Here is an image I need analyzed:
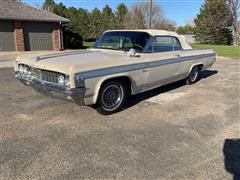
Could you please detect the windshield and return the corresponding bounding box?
[91,31,150,52]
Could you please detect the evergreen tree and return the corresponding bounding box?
[101,5,115,32]
[194,0,232,45]
[52,2,66,17]
[63,7,80,34]
[43,0,55,12]
[42,1,129,44]
[63,7,89,39]
[77,8,90,40]
[89,8,103,40]
[115,3,128,29]
[62,7,84,48]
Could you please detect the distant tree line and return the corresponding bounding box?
[43,0,239,47]
[43,0,176,48]
[177,25,194,35]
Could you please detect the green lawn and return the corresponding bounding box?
[190,44,240,59]
[83,41,94,48]
[82,42,239,59]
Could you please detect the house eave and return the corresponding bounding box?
[0,17,70,23]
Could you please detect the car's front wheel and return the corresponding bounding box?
[98,80,126,114]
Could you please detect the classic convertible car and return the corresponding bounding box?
[14,30,216,114]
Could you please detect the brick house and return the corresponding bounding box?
[0,0,69,51]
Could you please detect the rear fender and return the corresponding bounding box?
[187,63,203,76]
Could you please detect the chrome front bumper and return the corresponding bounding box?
[15,72,85,105]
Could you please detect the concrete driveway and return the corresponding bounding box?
[0,58,239,180]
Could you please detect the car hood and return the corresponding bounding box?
[16,50,134,75]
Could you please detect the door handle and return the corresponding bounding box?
[175,54,181,57]
[142,69,150,72]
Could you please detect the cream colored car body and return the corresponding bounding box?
[14,30,216,105]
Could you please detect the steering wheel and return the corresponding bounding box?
[132,44,144,52]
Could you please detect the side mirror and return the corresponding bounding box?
[127,48,137,58]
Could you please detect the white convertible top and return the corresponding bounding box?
[105,29,192,50]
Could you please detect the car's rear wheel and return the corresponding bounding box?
[186,66,199,84]
[98,81,126,114]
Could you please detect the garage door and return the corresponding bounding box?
[0,21,16,51]
[24,22,53,51]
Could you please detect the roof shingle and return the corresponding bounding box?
[0,0,69,22]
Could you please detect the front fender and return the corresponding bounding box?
[84,73,135,105]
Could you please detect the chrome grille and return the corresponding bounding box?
[31,68,63,84]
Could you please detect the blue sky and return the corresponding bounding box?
[22,0,204,26]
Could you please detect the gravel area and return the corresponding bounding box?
[0,58,239,180]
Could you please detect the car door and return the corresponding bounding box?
[143,36,183,89]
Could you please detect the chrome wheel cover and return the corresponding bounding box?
[190,70,198,82]
[101,84,123,111]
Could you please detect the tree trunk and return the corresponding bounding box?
[227,0,239,46]
[232,13,238,46]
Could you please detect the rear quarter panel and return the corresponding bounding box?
[178,49,216,77]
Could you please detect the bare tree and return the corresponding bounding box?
[185,17,196,27]
[227,0,240,45]
[154,19,176,31]
[124,4,146,29]
[124,0,175,30]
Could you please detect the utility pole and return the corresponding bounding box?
[148,0,153,29]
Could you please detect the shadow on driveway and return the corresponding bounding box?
[124,69,218,110]
[223,139,240,180]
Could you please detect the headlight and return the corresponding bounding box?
[19,65,25,73]
[19,64,31,75]
[57,75,70,87]
[64,76,70,87]
[23,67,28,74]
[57,75,65,85]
